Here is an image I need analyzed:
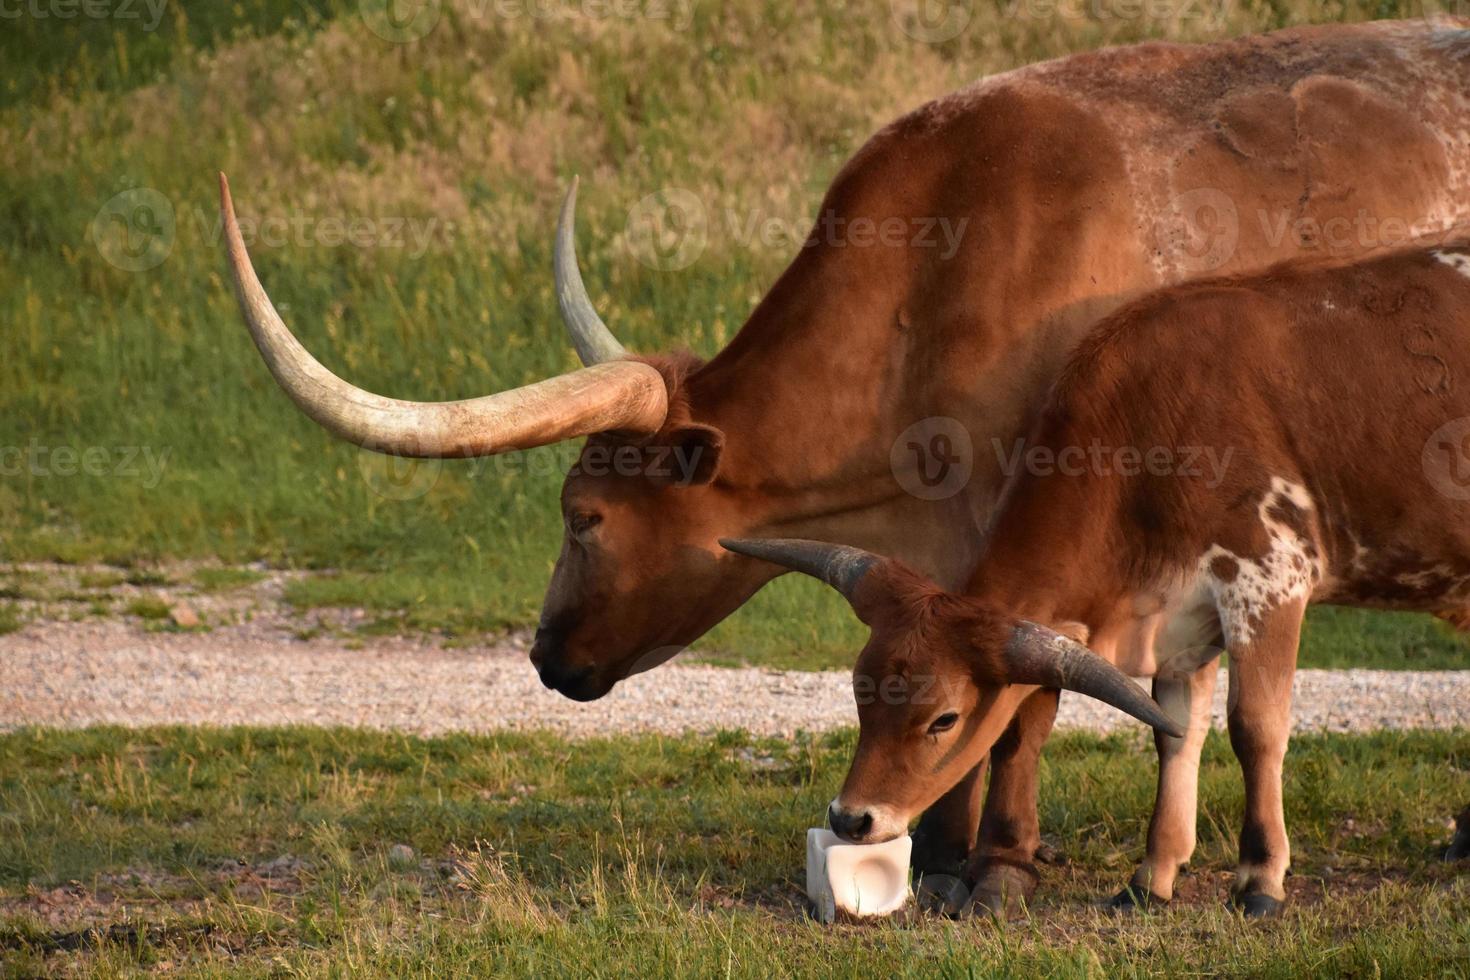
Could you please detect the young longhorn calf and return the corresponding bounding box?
[723,244,1470,917]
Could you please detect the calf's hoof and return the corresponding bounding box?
[1233,892,1284,919]
[915,873,971,918]
[964,860,1039,918]
[1107,884,1167,913]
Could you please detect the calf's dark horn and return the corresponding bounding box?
[1005,621,1185,737]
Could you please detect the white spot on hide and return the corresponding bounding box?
[1432,249,1470,279]
[1195,477,1322,648]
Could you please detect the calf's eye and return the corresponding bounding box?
[927,711,960,735]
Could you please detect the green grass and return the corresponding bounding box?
[191,566,266,593]
[3,0,1467,669]
[0,603,22,635]
[0,0,356,111]
[0,726,1467,975]
[122,569,173,588]
[1301,607,1470,670]
[124,596,171,621]
[76,571,127,590]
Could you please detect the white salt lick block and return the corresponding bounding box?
[805,828,912,923]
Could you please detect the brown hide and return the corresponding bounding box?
[980,246,1470,635]
[537,19,1470,699]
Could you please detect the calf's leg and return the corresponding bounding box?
[912,757,988,878]
[1225,601,1303,918]
[1112,657,1220,909]
[963,687,1060,915]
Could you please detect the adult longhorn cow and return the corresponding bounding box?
[222,18,1470,910]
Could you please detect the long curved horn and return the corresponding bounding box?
[1005,621,1184,737]
[555,177,628,366]
[719,538,880,602]
[220,174,667,458]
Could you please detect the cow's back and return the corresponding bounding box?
[884,18,1470,519]
[696,20,1470,586]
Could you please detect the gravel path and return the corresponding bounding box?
[3,618,1468,737]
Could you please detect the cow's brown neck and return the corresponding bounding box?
[674,205,983,583]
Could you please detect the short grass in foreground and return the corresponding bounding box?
[1,727,1468,976]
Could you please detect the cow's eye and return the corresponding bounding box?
[569,512,603,537]
[927,711,960,735]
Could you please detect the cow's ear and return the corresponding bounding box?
[658,424,724,487]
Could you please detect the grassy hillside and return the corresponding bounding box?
[2,726,1468,974]
[3,0,1468,667]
